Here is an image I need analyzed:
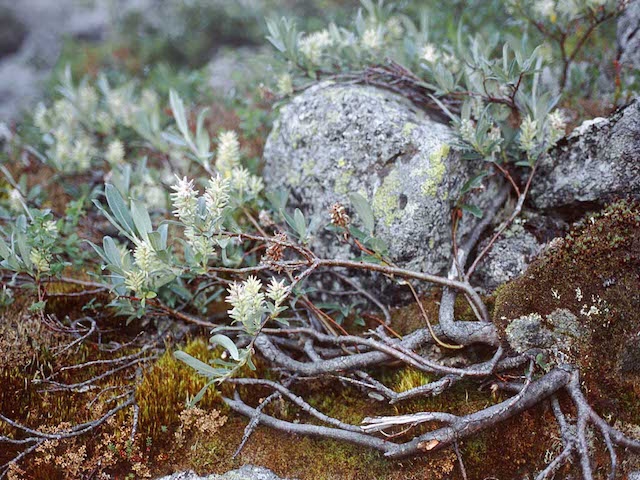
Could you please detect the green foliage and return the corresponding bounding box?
[266,0,629,182]
[0,209,64,278]
[0,0,632,423]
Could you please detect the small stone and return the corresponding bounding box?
[155,465,293,480]
[474,225,542,292]
[505,313,554,354]
[0,7,26,58]
[505,309,586,365]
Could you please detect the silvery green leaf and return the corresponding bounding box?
[174,351,219,378]
[161,131,188,147]
[158,223,168,249]
[266,189,288,212]
[434,63,455,92]
[147,231,163,251]
[155,274,176,289]
[282,209,301,239]
[121,248,133,271]
[16,215,27,232]
[210,334,240,361]
[4,256,21,271]
[368,236,388,256]
[15,232,31,269]
[349,192,375,234]
[105,184,135,235]
[293,208,306,238]
[308,215,324,236]
[0,237,11,259]
[216,237,230,249]
[461,203,483,218]
[169,89,189,140]
[131,201,152,242]
[266,17,286,52]
[245,354,257,371]
[461,172,488,195]
[355,8,366,35]
[103,236,121,267]
[111,164,132,197]
[428,94,457,122]
[195,108,210,156]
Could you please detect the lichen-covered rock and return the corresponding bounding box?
[263,82,499,275]
[156,466,291,480]
[474,223,542,292]
[505,309,587,366]
[531,99,640,209]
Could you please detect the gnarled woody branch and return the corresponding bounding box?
[382,366,573,459]
[252,327,512,377]
[223,366,573,459]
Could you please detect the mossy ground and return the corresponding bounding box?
[2,282,565,480]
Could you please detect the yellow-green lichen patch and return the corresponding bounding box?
[334,168,353,195]
[320,83,384,103]
[402,122,417,138]
[372,170,401,226]
[286,169,302,187]
[326,109,341,124]
[302,159,316,176]
[420,143,449,197]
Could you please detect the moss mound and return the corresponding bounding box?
[494,199,640,424]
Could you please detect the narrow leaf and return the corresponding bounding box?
[349,192,375,234]
[174,351,218,378]
[461,204,484,218]
[210,334,240,361]
[131,201,152,242]
[105,184,135,235]
[0,237,11,259]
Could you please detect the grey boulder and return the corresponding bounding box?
[263,82,499,276]
[531,99,640,209]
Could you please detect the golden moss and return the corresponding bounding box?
[136,338,225,439]
[392,367,432,393]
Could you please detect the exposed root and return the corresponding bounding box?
[224,365,640,474]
